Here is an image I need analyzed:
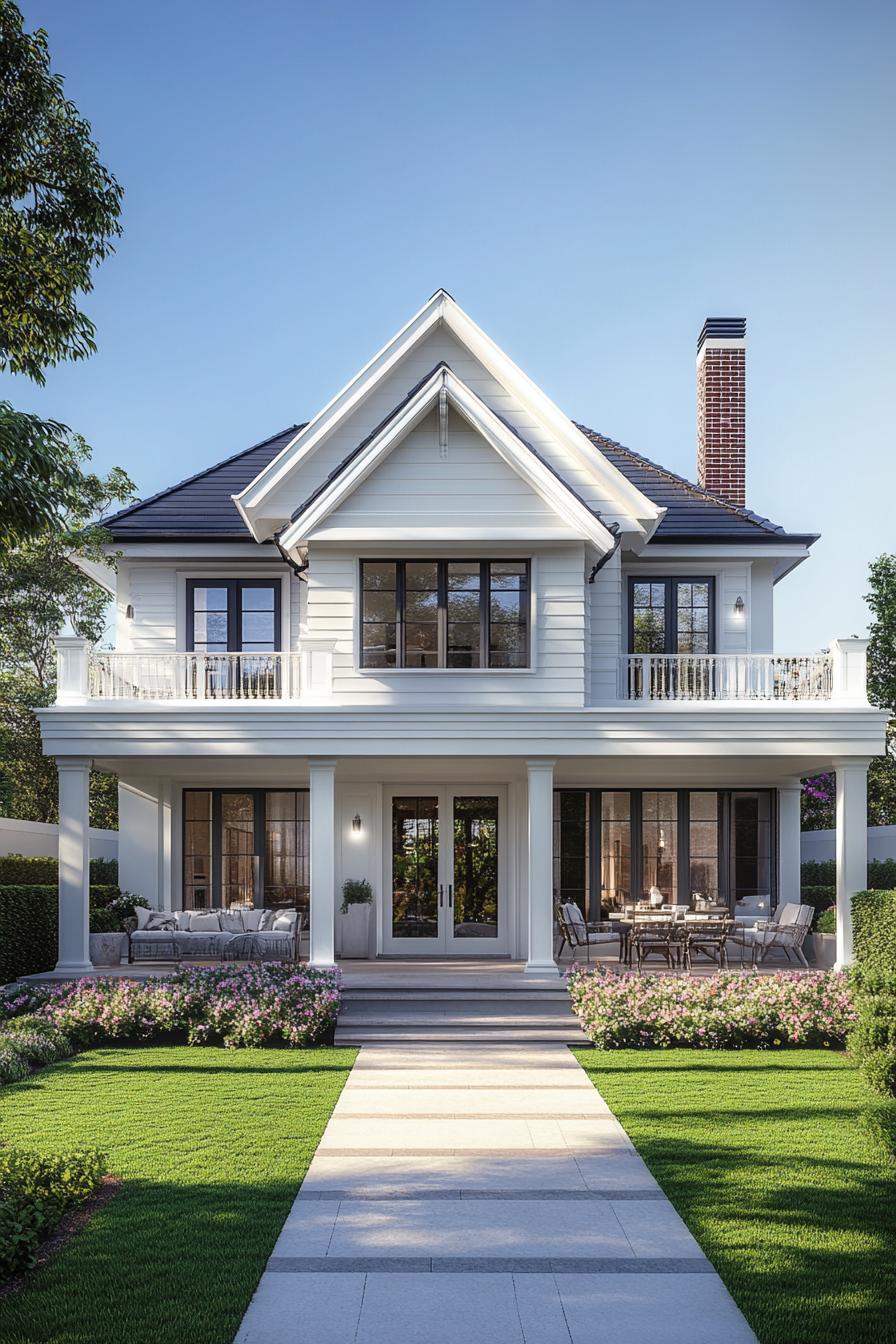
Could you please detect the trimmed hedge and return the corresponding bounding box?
[801,886,836,928]
[0,1144,107,1279]
[0,854,118,886]
[801,858,896,891]
[853,889,896,978]
[0,885,124,984]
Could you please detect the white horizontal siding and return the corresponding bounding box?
[121,564,177,651]
[305,542,586,707]
[260,327,634,532]
[590,548,623,702]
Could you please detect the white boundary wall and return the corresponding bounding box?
[0,816,118,861]
[802,825,896,864]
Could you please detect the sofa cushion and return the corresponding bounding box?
[132,929,179,943]
[219,909,244,934]
[173,930,231,952]
[145,913,177,932]
[258,909,278,931]
[190,911,221,933]
[241,908,266,932]
[272,913,297,932]
[174,910,194,931]
[134,905,153,930]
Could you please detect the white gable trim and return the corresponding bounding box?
[277,366,617,553]
[234,291,663,540]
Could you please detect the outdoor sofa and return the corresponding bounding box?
[124,906,304,963]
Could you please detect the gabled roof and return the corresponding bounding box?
[278,364,618,551]
[233,290,664,542]
[102,426,303,539]
[103,417,817,547]
[579,428,819,546]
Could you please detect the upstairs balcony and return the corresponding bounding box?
[53,637,870,708]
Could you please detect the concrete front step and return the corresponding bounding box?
[335,982,586,1045]
[335,1028,589,1045]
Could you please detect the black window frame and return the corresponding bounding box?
[359,559,530,670]
[552,787,776,921]
[186,578,282,653]
[627,576,716,655]
[182,787,309,909]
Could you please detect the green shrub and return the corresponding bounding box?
[816,907,837,934]
[848,970,896,1098]
[340,877,373,913]
[853,889,896,977]
[802,859,836,888]
[863,1097,896,1163]
[0,1146,106,1279]
[0,855,118,886]
[801,886,837,926]
[0,885,139,983]
[0,1020,73,1083]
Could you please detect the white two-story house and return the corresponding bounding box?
[39,292,887,975]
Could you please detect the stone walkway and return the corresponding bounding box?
[235,1044,756,1343]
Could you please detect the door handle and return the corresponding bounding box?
[448,884,453,908]
[439,885,444,908]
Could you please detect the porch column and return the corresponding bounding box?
[309,759,337,967]
[525,759,560,976]
[834,759,869,969]
[777,780,802,911]
[55,758,93,974]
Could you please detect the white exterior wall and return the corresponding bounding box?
[257,327,634,535]
[305,541,586,707]
[118,778,172,908]
[0,816,117,861]
[589,548,623,702]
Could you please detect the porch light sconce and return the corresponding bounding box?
[733,596,745,619]
[351,813,363,835]
[125,604,135,620]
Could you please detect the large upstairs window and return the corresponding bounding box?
[629,578,715,655]
[360,560,529,669]
[187,580,281,653]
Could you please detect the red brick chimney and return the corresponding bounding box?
[696,318,746,506]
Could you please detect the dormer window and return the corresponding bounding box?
[361,560,529,669]
[187,580,280,653]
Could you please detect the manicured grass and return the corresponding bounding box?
[0,1045,356,1344]
[572,1049,896,1344]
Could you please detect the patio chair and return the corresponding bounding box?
[728,901,813,968]
[630,916,677,971]
[556,903,622,963]
[682,917,733,972]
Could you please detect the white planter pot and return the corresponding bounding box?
[340,903,371,959]
[90,932,127,967]
[807,932,836,970]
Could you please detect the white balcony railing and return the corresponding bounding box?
[620,653,834,702]
[87,651,303,701]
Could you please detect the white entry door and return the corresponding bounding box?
[383,787,508,955]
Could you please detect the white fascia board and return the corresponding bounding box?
[233,293,446,534]
[278,368,615,553]
[106,541,279,561]
[443,296,663,535]
[234,290,663,542]
[628,544,812,562]
[307,526,582,543]
[68,553,117,594]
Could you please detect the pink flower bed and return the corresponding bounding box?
[0,965,341,1049]
[567,965,856,1049]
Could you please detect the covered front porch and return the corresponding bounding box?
[45,751,871,980]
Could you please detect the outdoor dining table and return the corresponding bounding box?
[608,908,732,967]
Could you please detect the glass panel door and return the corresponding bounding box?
[220,792,257,908]
[450,795,499,943]
[389,796,440,945]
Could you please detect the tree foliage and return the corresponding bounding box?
[0,1,122,382]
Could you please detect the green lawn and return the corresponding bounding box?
[572,1049,896,1344]
[0,1045,356,1344]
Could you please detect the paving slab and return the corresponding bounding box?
[233,1043,756,1344]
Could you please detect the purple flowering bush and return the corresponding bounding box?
[0,965,341,1051]
[567,965,856,1049]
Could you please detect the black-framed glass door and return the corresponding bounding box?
[182,788,309,911]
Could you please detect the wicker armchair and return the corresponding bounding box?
[729,902,813,967]
[556,903,622,963]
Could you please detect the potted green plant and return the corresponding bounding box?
[807,906,837,969]
[89,892,149,966]
[340,878,373,959]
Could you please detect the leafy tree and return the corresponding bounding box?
[0,454,134,827]
[0,0,123,545]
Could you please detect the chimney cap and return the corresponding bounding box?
[697,317,746,353]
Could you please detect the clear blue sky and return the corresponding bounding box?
[6,0,895,649]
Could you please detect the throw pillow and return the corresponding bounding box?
[134,905,153,930]
[258,909,280,931]
[241,908,265,932]
[272,914,295,933]
[219,910,244,934]
[190,912,221,933]
[145,914,176,932]
[174,911,194,931]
